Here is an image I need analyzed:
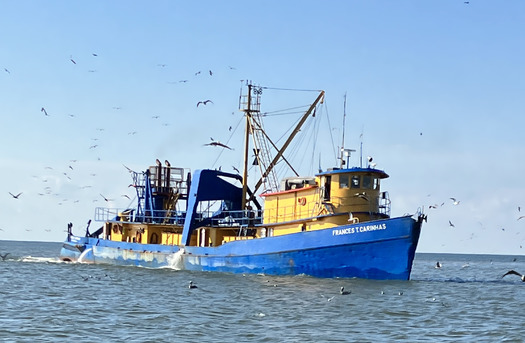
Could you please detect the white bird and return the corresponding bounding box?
[450,198,460,205]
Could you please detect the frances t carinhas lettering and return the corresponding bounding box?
[332,223,387,236]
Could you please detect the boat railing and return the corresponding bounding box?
[379,191,391,216]
[94,207,186,225]
[94,207,262,227]
[208,209,262,227]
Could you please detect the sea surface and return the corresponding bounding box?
[0,240,523,343]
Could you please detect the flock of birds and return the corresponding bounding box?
[2,51,244,237]
[434,260,524,282]
[425,193,525,251]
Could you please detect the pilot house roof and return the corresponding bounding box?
[316,167,389,179]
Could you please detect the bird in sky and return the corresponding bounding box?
[204,141,233,150]
[4,68,10,74]
[502,270,525,282]
[92,53,98,57]
[450,198,460,205]
[9,192,22,199]
[197,100,213,107]
[518,216,525,221]
[448,220,455,228]
[209,70,213,76]
[232,166,240,173]
[100,194,111,202]
[41,107,49,116]
[70,56,76,64]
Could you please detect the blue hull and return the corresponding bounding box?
[60,215,422,280]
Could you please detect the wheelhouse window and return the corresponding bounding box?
[362,175,371,189]
[350,175,360,188]
[339,174,349,189]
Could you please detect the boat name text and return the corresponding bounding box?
[332,223,387,236]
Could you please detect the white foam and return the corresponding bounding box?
[165,249,185,270]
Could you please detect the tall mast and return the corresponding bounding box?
[241,84,252,210]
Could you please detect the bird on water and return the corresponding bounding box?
[340,287,351,295]
[189,281,198,289]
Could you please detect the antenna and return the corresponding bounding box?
[359,130,363,168]
[340,93,347,168]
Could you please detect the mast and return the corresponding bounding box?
[241,84,252,210]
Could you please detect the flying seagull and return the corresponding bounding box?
[41,107,49,116]
[450,198,460,205]
[197,100,213,107]
[204,141,233,150]
[502,270,525,282]
[9,192,22,199]
[448,220,455,228]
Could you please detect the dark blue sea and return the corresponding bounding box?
[0,240,523,342]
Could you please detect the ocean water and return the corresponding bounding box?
[0,240,524,343]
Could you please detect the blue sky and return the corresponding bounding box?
[1,1,524,255]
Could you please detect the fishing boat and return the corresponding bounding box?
[60,83,426,280]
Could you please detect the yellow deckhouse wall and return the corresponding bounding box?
[328,172,382,216]
[263,186,318,225]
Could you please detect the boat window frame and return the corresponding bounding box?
[339,174,349,189]
[362,175,372,189]
[350,175,360,188]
